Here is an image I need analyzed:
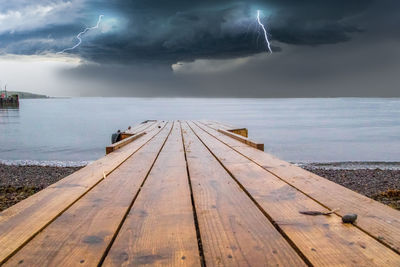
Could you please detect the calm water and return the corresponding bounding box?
[1,98,399,167]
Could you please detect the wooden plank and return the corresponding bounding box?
[198,120,400,254]
[3,123,173,266]
[228,128,248,138]
[116,120,154,138]
[181,122,306,266]
[202,120,248,137]
[124,120,157,135]
[189,121,400,266]
[0,121,166,264]
[202,120,234,130]
[103,122,201,266]
[120,133,133,140]
[106,132,146,154]
[217,129,264,151]
[108,121,158,153]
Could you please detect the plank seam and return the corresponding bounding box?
[187,121,313,266]
[196,120,400,255]
[98,121,174,266]
[1,121,166,265]
[137,120,158,132]
[179,121,206,267]
[129,120,157,133]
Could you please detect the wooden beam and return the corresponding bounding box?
[106,132,146,154]
[202,120,248,137]
[120,133,134,140]
[228,128,248,137]
[218,128,264,151]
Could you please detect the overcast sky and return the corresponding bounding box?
[0,0,399,97]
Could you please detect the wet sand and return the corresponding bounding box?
[0,164,399,212]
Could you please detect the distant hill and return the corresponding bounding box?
[2,91,49,99]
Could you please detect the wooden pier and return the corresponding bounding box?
[1,120,400,266]
[0,94,19,108]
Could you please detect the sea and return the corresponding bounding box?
[1,98,399,169]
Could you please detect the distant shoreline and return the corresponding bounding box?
[3,91,49,99]
[14,96,400,99]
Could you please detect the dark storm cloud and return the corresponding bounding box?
[0,0,384,63]
[75,0,373,63]
[60,38,400,98]
[2,0,400,98]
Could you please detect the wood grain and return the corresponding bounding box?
[199,120,400,254]
[103,122,201,267]
[4,123,173,267]
[201,120,248,137]
[182,122,306,267]
[0,121,165,264]
[217,129,264,151]
[190,121,400,266]
[124,121,157,135]
[106,132,146,154]
[2,119,400,266]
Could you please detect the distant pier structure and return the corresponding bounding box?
[0,87,19,108]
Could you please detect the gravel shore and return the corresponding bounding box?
[0,164,82,211]
[303,167,400,210]
[0,164,399,212]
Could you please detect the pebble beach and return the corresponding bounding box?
[303,167,400,210]
[1,163,399,212]
[0,164,82,211]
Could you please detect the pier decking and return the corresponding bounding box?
[1,120,400,266]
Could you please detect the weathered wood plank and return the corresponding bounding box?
[0,121,166,264]
[228,128,248,138]
[120,133,134,140]
[108,121,158,153]
[4,123,173,267]
[202,120,234,130]
[199,120,400,254]
[217,129,264,151]
[116,121,154,139]
[124,120,157,135]
[103,122,201,267]
[189,121,400,266]
[181,122,306,267]
[202,120,248,137]
[106,132,146,154]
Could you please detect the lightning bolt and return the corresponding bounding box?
[256,10,272,53]
[57,15,104,54]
